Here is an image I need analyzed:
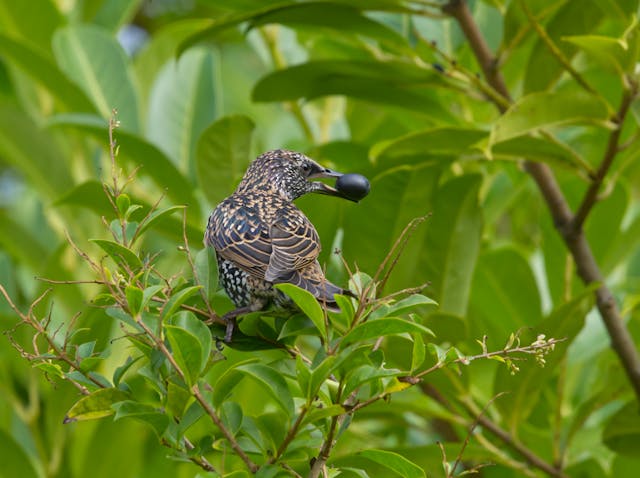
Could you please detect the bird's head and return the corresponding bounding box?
[237,149,354,202]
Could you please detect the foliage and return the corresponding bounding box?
[1,1,640,477]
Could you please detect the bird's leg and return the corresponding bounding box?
[220,299,267,343]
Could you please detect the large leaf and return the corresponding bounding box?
[0,106,73,199]
[371,127,488,166]
[423,174,482,317]
[0,0,63,55]
[52,24,140,132]
[469,247,542,343]
[179,2,408,55]
[604,401,640,457]
[146,48,217,176]
[0,34,96,112]
[252,60,455,118]
[490,91,611,145]
[196,114,254,206]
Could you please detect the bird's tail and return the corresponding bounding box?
[274,262,355,309]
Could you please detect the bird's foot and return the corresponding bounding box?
[224,317,236,343]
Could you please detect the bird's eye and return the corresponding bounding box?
[302,163,311,172]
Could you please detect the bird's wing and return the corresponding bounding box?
[206,201,272,278]
[265,207,321,283]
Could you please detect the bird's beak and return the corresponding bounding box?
[309,168,356,202]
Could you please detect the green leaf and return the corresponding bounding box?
[423,174,482,316]
[135,205,185,240]
[112,401,170,437]
[490,91,611,145]
[125,285,143,316]
[52,24,140,132]
[469,247,542,341]
[165,325,203,386]
[239,363,294,417]
[341,317,434,346]
[252,60,454,118]
[90,239,142,270]
[308,355,337,399]
[211,358,258,407]
[359,449,425,478]
[161,285,203,320]
[179,2,408,54]
[46,114,199,211]
[169,311,212,374]
[342,165,441,292]
[0,430,39,478]
[371,127,487,166]
[275,283,326,338]
[63,388,129,423]
[603,401,640,457]
[302,404,346,427]
[195,247,219,304]
[369,294,438,320]
[0,33,96,112]
[523,1,603,92]
[411,333,426,372]
[0,106,73,200]
[196,114,254,206]
[93,0,144,31]
[146,48,217,174]
[343,364,403,397]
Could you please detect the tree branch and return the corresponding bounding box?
[443,0,640,403]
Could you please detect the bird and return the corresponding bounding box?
[204,149,363,342]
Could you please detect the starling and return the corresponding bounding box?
[204,149,363,342]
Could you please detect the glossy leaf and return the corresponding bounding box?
[359,449,425,478]
[90,239,142,270]
[165,325,203,386]
[275,283,326,338]
[52,24,140,132]
[253,60,454,118]
[180,2,407,54]
[169,311,212,374]
[161,286,203,320]
[195,247,219,304]
[490,91,611,145]
[63,388,129,423]
[341,317,434,346]
[423,174,482,317]
[237,363,295,416]
[146,48,217,174]
[112,401,171,437]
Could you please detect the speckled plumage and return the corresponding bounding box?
[204,149,354,341]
